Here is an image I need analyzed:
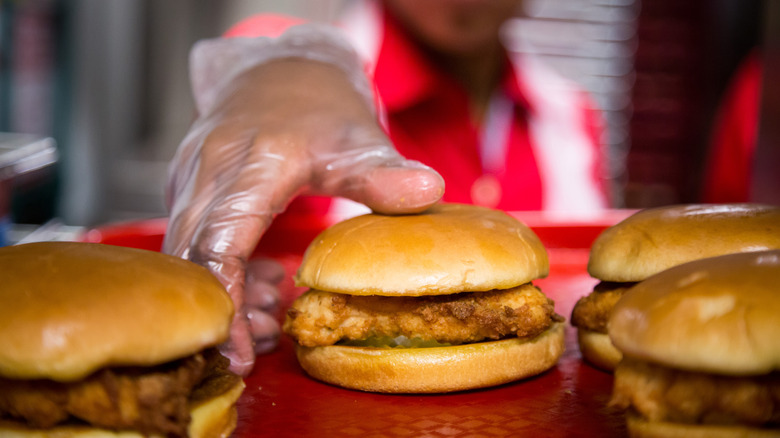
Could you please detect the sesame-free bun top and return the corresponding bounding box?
[609,250,780,375]
[0,241,234,381]
[588,203,780,282]
[294,203,549,296]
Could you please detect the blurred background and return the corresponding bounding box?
[0,0,771,232]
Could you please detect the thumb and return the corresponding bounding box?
[313,139,445,214]
[346,160,445,214]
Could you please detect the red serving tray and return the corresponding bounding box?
[81,210,633,437]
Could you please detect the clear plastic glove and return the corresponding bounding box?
[163,25,444,376]
[243,257,285,355]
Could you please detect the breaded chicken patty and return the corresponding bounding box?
[0,349,237,437]
[284,283,563,347]
[610,357,780,427]
[570,282,633,333]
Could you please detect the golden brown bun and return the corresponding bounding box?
[576,328,622,372]
[609,250,780,375]
[0,378,245,438]
[295,322,565,393]
[0,242,234,381]
[588,203,780,282]
[625,411,780,438]
[294,203,549,296]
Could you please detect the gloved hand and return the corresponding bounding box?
[163,24,445,376]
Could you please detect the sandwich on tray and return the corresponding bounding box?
[283,203,565,393]
[570,203,780,371]
[609,250,780,437]
[0,242,244,438]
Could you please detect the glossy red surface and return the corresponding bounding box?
[81,211,632,437]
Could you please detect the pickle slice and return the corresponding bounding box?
[338,335,451,348]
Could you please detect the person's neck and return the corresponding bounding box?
[433,43,506,124]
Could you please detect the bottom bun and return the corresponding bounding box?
[626,412,780,438]
[577,328,622,372]
[296,322,565,393]
[0,379,245,438]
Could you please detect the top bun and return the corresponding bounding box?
[0,242,234,381]
[588,203,780,282]
[294,203,548,296]
[609,250,780,375]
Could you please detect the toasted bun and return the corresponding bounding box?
[576,329,622,372]
[0,242,234,381]
[294,203,549,296]
[609,250,780,375]
[588,203,780,282]
[625,411,779,438]
[295,322,564,393]
[0,378,245,438]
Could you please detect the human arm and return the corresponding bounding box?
[163,24,444,376]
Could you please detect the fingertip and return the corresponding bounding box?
[219,339,255,377]
[245,280,281,311]
[360,162,445,214]
[247,308,281,354]
[246,258,286,285]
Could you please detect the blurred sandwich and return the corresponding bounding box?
[0,242,243,437]
[570,203,780,371]
[609,250,780,436]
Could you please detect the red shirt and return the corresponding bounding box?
[703,50,761,203]
[373,10,542,210]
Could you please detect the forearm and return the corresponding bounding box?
[190,24,374,118]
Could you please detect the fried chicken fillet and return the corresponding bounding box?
[610,358,780,427]
[570,282,632,334]
[285,283,563,347]
[0,350,238,437]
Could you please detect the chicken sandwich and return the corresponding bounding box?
[0,242,243,437]
[571,203,780,371]
[609,250,780,436]
[283,203,565,393]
